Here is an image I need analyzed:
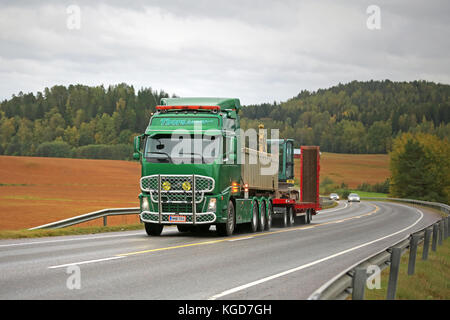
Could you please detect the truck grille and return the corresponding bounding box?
[161,202,203,213]
[140,175,214,204]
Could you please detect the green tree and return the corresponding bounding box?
[63,126,80,148]
[390,133,449,203]
[366,121,392,153]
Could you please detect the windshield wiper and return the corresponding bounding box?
[146,151,173,163]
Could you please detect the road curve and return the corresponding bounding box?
[0,201,442,299]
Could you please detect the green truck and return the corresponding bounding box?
[133,97,321,236]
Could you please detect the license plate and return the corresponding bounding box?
[169,215,186,222]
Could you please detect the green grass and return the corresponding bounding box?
[351,191,388,198]
[364,236,450,300]
[0,223,144,239]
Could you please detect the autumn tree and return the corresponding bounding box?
[390,133,449,203]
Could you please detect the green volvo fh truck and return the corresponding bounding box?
[133,97,321,236]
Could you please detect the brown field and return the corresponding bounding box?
[0,152,390,230]
[295,152,390,189]
[0,156,141,230]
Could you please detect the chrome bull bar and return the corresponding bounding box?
[146,174,215,225]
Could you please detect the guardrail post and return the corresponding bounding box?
[432,224,438,252]
[447,216,450,237]
[444,218,448,240]
[352,267,367,300]
[438,220,444,246]
[103,216,107,226]
[422,228,432,260]
[408,234,420,275]
[387,247,402,300]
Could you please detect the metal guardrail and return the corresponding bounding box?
[308,197,450,300]
[31,197,335,230]
[28,207,140,230]
[319,196,335,208]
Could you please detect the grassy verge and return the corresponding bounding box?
[0,223,144,240]
[364,236,450,300]
[352,191,388,198]
[321,201,339,210]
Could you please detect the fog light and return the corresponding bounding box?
[141,197,150,211]
[207,198,217,212]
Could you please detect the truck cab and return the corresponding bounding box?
[134,98,244,236]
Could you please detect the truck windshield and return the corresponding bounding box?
[144,135,221,164]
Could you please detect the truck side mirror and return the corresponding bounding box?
[133,135,141,153]
[133,135,144,161]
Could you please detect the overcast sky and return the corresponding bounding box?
[1,0,449,105]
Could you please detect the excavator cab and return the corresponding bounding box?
[267,139,298,199]
[267,138,295,183]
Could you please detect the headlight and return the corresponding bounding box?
[141,197,150,211]
[207,198,217,212]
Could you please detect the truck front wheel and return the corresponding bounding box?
[217,200,235,236]
[145,223,163,236]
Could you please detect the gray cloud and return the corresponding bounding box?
[0,0,449,104]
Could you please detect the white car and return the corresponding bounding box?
[329,193,340,201]
[347,193,360,202]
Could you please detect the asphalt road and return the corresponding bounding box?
[0,201,442,300]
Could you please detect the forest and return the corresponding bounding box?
[0,80,449,159]
[241,80,449,154]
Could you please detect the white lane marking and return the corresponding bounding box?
[0,232,145,248]
[48,256,126,269]
[228,236,254,242]
[209,207,423,300]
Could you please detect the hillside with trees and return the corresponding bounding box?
[0,83,170,159]
[0,80,449,159]
[241,80,450,153]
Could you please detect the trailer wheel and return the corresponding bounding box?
[265,201,272,231]
[308,209,313,224]
[306,209,311,224]
[282,208,288,228]
[145,223,163,236]
[298,212,307,224]
[217,200,235,236]
[250,200,258,233]
[288,207,295,226]
[258,200,266,231]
